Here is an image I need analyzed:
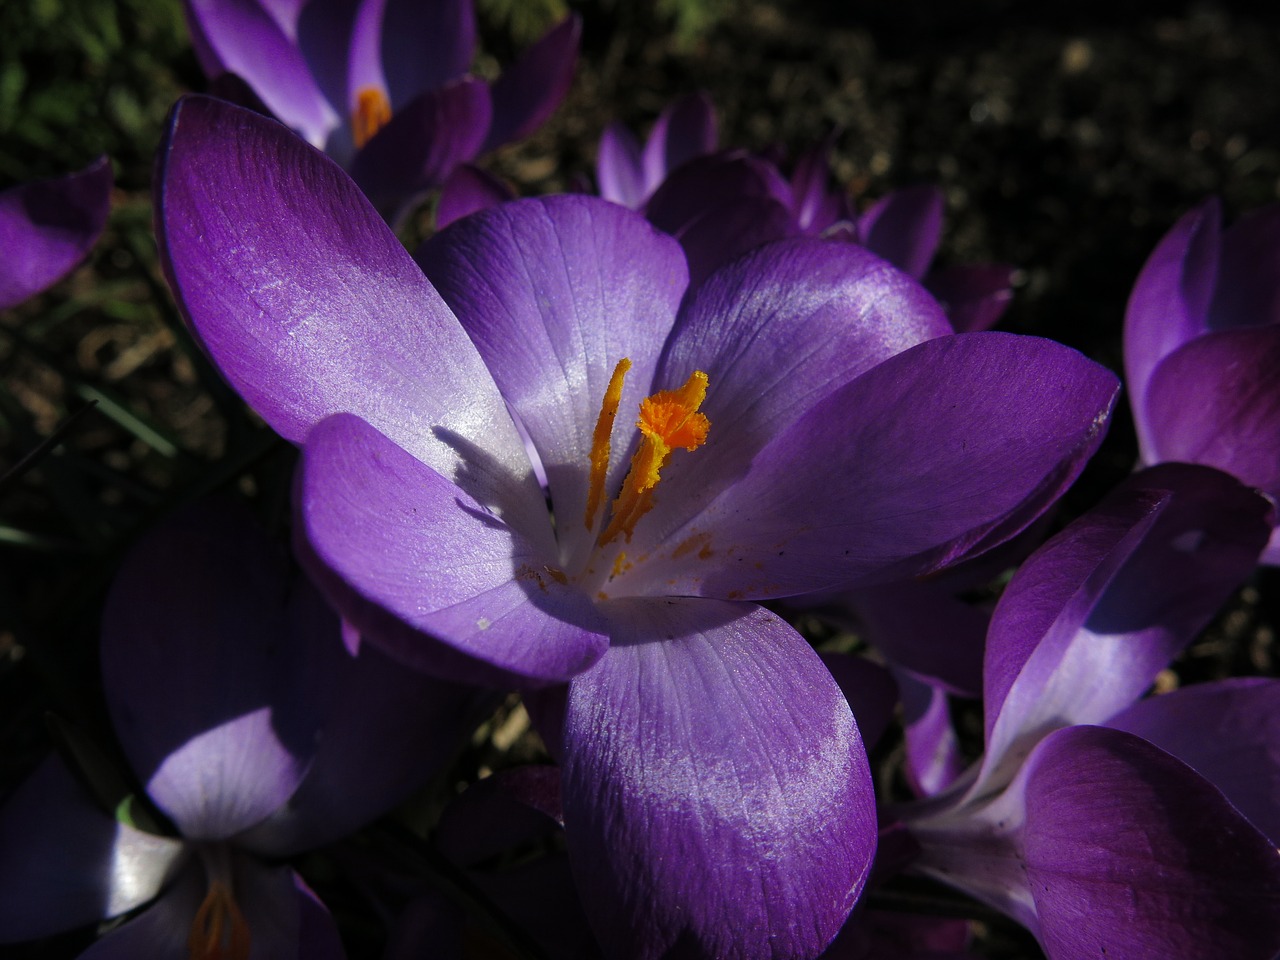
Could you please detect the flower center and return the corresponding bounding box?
[584,358,711,549]
[352,86,392,149]
[187,878,251,960]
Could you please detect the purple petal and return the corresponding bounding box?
[1208,201,1280,330]
[899,673,964,799]
[644,151,797,288]
[981,464,1271,783]
[596,121,647,208]
[350,78,492,219]
[617,237,949,569]
[0,758,186,939]
[101,502,312,840]
[1107,678,1280,844]
[299,413,609,686]
[348,0,474,109]
[640,91,718,193]
[855,185,944,279]
[924,263,1016,333]
[1024,725,1280,960]
[182,0,340,147]
[820,652,899,751]
[416,195,689,572]
[562,597,876,960]
[435,163,514,229]
[235,860,346,960]
[789,134,845,234]
[157,96,546,532]
[0,156,111,309]
[76,865,204,960]
[437,766,564,866]
[1143,325,1280,498]
[616,333,1118,600]
[238,617,488,855]
[1124,198,1222,457]
[482,14,581,153]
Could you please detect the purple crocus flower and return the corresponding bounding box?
[1125,197,1280,563]
[0,156,111,309]
[158,95,1121,959]
[595,92,718,210]
[183,0,579,223]
[0,501,480,957]
[895,464,1280,959]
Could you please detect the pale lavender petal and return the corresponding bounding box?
[597,121,646,208]
[820,652,899,751]
[1125,198,1221,457]
[299,413,609,687]
[101,502,311,840]
[562,597,876,960]
[0,758,186,940]
[1107,678,1280,844]
[435,163,514,229]
[1024,725,1280,960]
[981,464,1271,786]
[350,78,492,217]
[855,185,944,279]
[1143,326,1280,498]
[0,156,111,309]
[182,0,340,147]
[925,263,1016,333]
[417,195,688,571]
[1208,202,1280,330]
[482,15,581,153]
[77,865,204,960]
[157,96,546,536]
[615,333,1118,601]
[899,673,964,799]
[640,91,718,193]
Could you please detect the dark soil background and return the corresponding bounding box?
[1,1,1278,956]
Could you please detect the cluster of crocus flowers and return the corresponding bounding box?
[1125,196,1280,562]
[893,464,1280,959]
[0,501,481,957]
[156,93,1125,959]
[182,0,579,223]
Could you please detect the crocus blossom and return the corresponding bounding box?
[0,501,480,957]
[641,137,1014,327]
[158,95,1121,959]
[1125,197,1280,562]
[183,0,579,222]
[595,92,718,209]
[0,156,112,309]
[895,464,1280,959]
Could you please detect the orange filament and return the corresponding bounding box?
[188,880,251,960]
[598,369,710,546]
[585,358,632,530]
[352,86,392,149]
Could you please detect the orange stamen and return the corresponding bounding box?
[599,370,710,546]
[585,358,632,530]
[352,86,392,149]
[187,879,252,960]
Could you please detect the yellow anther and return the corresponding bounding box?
[352,86,393,149]
[599,370,710,546]
[585,358,632,530]
[188,879,251,960]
